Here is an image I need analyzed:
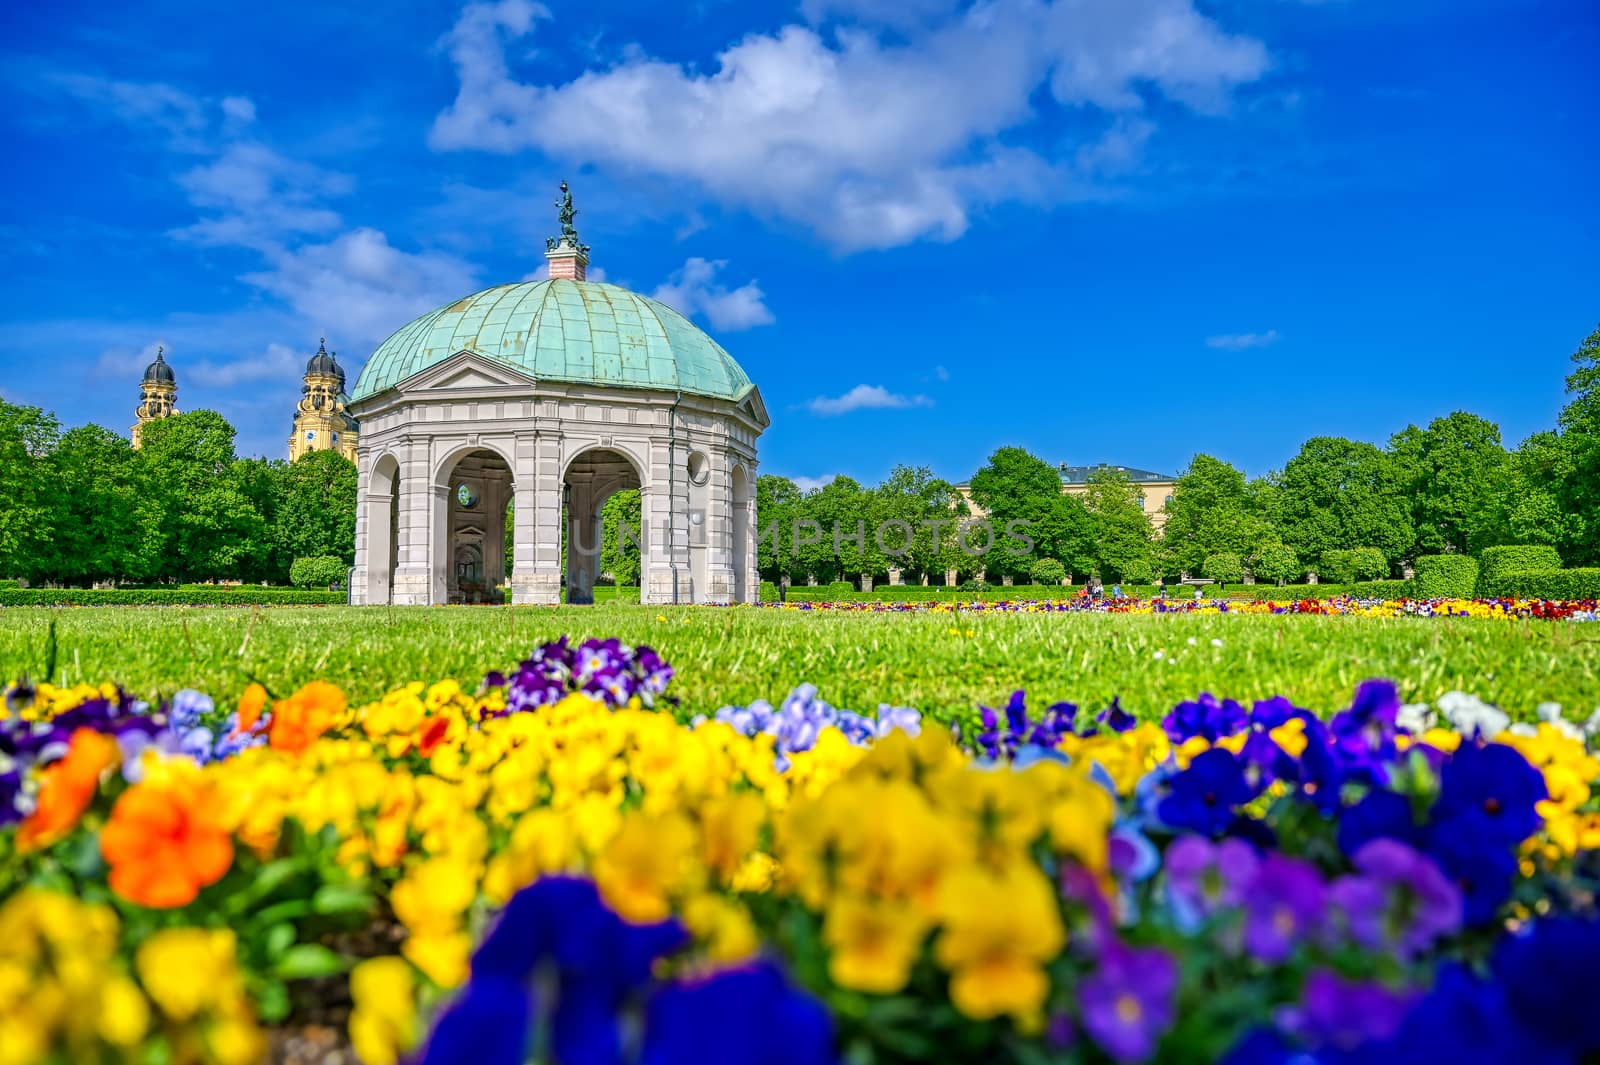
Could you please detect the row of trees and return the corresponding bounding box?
[752,324,1600,586]
[4,326,1595,588]
[0,407,356,585]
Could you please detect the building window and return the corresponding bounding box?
[332,432,340,444]
[305,431,316,442]
[1137,496,1146,510]
[1164,494,1173,507]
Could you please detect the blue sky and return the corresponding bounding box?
[2,0,1594,489]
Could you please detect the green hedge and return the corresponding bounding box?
[1478,568,1600,600]
[1319,548,1389,584]
[289,555,348,589]
[1477,546,1563,592]
[0,588,346,607]
[1412,555,1480,599]
[1222,584,1348,601]
[1347,580,1415,599]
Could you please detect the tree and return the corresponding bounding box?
[1161,455,1274,576]
[1389,412,1510,555]
[600,489,641,584]
[1491,431,1582,554]
[269,451,359,581]
[1202,552,1245,585]
[1083,467,1156,581]
[1556,324,1600,564]
[1275,437,1413,567]
[969,447,1093,580]
[46,425,160,584]
[1251,543,1301,585]
[138,411,267,581]
[1029,557,1066,585]
[871,465,965,583]
[755,475,802,583]
[0,401,60,579]
[797,476,878,583]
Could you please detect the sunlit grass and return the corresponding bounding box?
[1,604,1596,724]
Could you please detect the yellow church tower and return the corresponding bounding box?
[288,338,359,462]
[131,346,177,449]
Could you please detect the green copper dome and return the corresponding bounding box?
[351,280,755,404]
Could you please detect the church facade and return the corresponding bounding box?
[344,185,768,606]
[130,347,177,448]
[288,339,359,462]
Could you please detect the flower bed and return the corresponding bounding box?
[752,595,1600,620]
[3,639,1599,1064]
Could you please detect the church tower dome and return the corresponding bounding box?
[132,346,178,449]
[289,338,360,462]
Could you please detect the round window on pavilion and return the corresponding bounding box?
[456,483,480,509]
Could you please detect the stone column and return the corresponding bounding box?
[511,431,561,605]
[391,437,432,605]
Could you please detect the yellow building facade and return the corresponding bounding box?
[288,339,359,462]
[953,463,1177,532]
[130,347,177,449]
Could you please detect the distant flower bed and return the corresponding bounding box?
[754,595,1600,620]
[3,639,1599,1065]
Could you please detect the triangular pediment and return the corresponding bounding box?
[395,350,537,395]
[742,385,771,431]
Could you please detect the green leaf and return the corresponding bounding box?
[253,899,313,926]
[263,922,297,959]
[311,883,374,916]
[255,979,292,1024]
[272,943,347,980]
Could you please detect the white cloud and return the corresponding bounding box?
[242,228,480,349]
[94,341,165,381]
[792,474,840,492]
[45,73,213,151]
[650,258,774,331]
[1206,329,1281,350]
[188,342,306,388]
[219,96,256,124]
[430,0,1269,249]
[934,365,950,381]
[807,384,933,416]
[171,142,350,250]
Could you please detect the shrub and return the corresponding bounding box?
[1477,546,1563,591]
[1028,558,1066,585]
[1251,543,1302,585]
[1120,559,1155,584]
[960,578,990,592]
[0,588,344,607]
[289,556,348,589]
[1223,584,1347,601]
[1201,553,1245,585]
[1479,568,1600,600]
[759,581,778,602]
[1319,548,1388,584]
[1412,555,1480,599]
[1347,580,1416,599]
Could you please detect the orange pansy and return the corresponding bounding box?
[16,727,119,852]
[268,680,347,755]
[100,770,234,908]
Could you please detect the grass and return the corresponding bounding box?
[1,605,1596,725]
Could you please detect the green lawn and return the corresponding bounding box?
[1,605,1596,724]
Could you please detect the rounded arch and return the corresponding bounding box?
[363,452,402,605]
[432,445,517,605]
[432,440,517,490]
[730,461,754,604]
[562,444,647,605]
[561,440,647,485]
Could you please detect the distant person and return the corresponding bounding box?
[1154,577,1164,598]
[1112,583,1122,599]
[1194,585,1203,602]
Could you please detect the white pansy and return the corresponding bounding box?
[1435,690,1510,739]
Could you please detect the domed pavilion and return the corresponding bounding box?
[347,184,769,606]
